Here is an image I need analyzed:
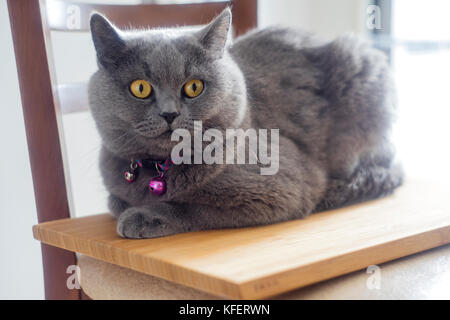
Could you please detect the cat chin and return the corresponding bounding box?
[104,138,175,161]
[141,140,178,160]
[114,149,172,162]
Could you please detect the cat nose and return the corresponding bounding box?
[160,111,180,124]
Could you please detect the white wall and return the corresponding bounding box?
[0,1,44,299]
[258,0,368,39]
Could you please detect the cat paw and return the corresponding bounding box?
[117,208,176,239]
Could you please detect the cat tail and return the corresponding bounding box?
[314,162,404,212]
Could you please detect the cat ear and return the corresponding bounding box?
[197,8,232,58]
[90,13,127,69]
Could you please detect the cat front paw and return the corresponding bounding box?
[117,208,177,239]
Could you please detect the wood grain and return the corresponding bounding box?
[7,0,79,300]
[231,0,258,36]
[32,177,450,299]
[45,0,256,35]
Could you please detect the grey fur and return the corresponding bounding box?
[88,9,402,239]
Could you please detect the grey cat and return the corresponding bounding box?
[88,9,402,239]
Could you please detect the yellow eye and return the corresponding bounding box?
[130,80,152,99]
[183,79,204,98]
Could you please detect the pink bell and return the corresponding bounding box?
[124,171,136,182]
[149,177,166,195]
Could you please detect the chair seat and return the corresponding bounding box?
[79,244,450,299]
[34,177,450,299]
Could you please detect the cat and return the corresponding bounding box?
[88,8,403,239]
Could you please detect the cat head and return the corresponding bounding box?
[88,9,247,160]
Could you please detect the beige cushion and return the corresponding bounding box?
[78,244,450,300]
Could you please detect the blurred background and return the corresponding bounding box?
[1,0,449,299]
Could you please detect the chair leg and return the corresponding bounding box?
[80,289,92,300]
[41,244,80,300]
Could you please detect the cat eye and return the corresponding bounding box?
[183,79,204,98]
[130,80,152,99]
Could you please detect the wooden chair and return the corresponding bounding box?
[9,0,450,301]
[7,0,257,300]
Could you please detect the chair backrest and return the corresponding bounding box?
[7,0,257,300]
[46,0,256,34]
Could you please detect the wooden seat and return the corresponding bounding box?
[33,177,450,299]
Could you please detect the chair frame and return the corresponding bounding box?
[7,0,257,300]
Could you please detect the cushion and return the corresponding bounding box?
[78,244,450,299]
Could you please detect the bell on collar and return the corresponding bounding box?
[124,171,136,182]
[149,176,166,196]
